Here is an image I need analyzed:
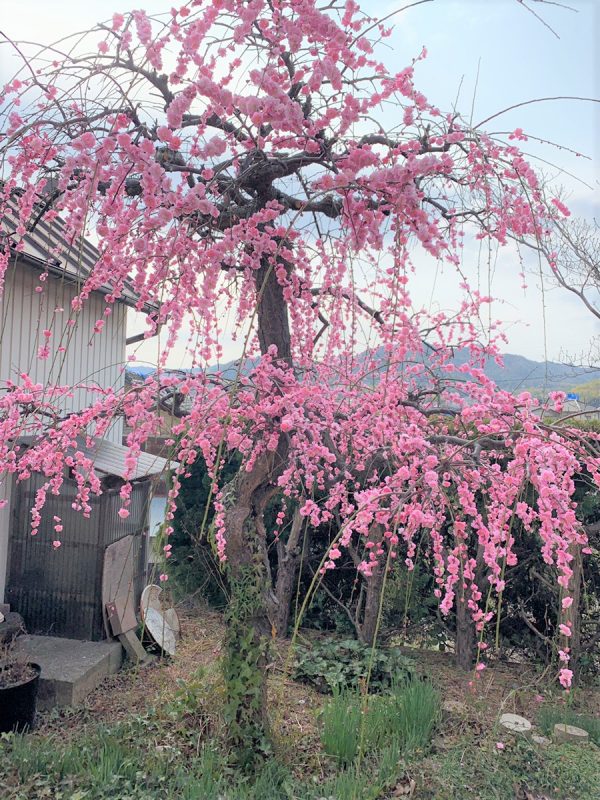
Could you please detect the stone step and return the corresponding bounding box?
[14,635,123,710]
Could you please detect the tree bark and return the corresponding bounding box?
[455,538,483,671]
[455,585,475,671]
[357,562,386,646]
[221,454,274,765]
[220,255,293,762]
[560,542,582,684]
[255,257,292,364]
[269,509,304,638]
[354,525,386,646]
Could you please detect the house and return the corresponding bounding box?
[0,203,173,640]
[533,395,600,424]
[123,369,186,562]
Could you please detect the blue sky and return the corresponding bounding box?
[2,0,599,364]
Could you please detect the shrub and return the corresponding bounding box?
[293,637,414,694]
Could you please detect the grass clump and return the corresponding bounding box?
[320,687,363,765]
[320,677,440,766]
[389,678,440,751]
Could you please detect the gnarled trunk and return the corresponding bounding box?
[455,586,475,671]
[269,509,305,638]
[222,455,274,765]
[221,256,292,763]
[354,525,386,646]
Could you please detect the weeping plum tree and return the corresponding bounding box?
[1,0,598,758]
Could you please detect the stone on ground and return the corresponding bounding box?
[532,734,551,746]
[14,635,123,710]
[442,700,467,715]
[553,723,589,744]
[499,713,532,734]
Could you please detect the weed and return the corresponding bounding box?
[243,761,293,799]
[1,733,53,782]
[86,735,139,784]
[422,736,600,800]
[175,746,225,799]
[299,764,378,800]
[293,638,414,694]
[375,740,403,787]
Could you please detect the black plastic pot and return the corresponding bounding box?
[0,663,41,733]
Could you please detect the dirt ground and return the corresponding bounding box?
[35,602,600,769]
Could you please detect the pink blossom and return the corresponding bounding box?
[558,669,573,689]
[558,649,570,663]
[0,0,593,702]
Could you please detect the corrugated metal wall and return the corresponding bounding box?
[6,473,149,640]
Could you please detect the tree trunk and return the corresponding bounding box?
[271,553,297,637]
[220,256,292,763]
[455,538,483,671]
[255,257,292,364]
[221,455,274,766]
[357,563,385,646]
[270,509,304,638]
[455,586,475,671]
[560,542,582,684]
[354,525,386,646]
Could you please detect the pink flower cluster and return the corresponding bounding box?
[0,0,596,690]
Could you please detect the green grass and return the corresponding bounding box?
[320,686,363,765]
[320,678,440,765]
[537,704,600,745]
[420,736,600,800]
[390,678,440,751]
[1,684,597,800]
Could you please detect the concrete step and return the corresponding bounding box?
[14,635,123,710]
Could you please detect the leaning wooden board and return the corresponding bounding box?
[102,535,138,636]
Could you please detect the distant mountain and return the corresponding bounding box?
[450,351,600,394]
[126,353,600,400]
[126,365,155,377]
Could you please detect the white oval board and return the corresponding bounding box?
[140,584,162,619]
[144,607,177,656]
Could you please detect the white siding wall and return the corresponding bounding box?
[0,261,127,601]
